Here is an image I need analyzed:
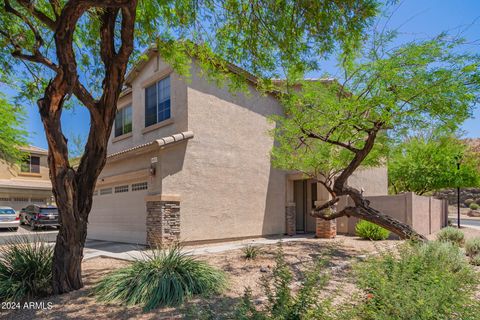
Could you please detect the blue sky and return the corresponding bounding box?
[22,0,480,149]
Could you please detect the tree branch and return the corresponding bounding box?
[334,122,383,191]
[16,0,57,30]
[301,127,361,153]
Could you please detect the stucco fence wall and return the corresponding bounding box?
[336,192,448,237]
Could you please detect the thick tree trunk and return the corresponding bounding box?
[309,123,427,241]
[312,185,427,241]
[341,187,427,240]
[33,0,137,294]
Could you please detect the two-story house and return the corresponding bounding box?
[0,146,53,211]
[87,49,388,246]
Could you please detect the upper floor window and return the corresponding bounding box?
[145,76,171,127]
[21,155,40,174]
[115,104,132,137]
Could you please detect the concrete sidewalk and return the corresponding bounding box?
[83,235,316,261]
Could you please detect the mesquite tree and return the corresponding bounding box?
[271,35,480,240]
[0,0,378,293]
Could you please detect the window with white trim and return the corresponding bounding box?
[145,76,171,127]
[115,104,132,137]
[21,155,40,173]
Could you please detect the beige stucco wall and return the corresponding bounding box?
[163,62,287,242]
[88,57,287,244]
[106,57,188,156]
[0,150,52,211]
[338,192,447,236]
[347,166,388,196]
[335,166,388,233]
[0,152,49,180]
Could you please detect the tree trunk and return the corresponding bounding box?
[33,0,137,294]
[312,184,427,241]
[309,123,427,241]
[342,187,427,240]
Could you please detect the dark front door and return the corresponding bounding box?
[294,180,306,232]
[294,180,318,233]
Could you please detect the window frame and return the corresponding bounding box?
[114,104,133,138]
[20,155,40,174]
[144,75,171,128]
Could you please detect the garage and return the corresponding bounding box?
[87,180,150,244]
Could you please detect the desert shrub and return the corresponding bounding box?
[464,198,475,206]
[465,238,480,257]
[436,226,465,246]
[94,245,227,311]
[234,244,351,320]
[354,241,479,320]
[469,202,479,210]
[242,245,260,260]
[0,237,53,301]
[470,255,480,266]
[355,220,390,241]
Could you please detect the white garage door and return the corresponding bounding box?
[87,181,149,244]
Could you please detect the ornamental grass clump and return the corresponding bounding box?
[242,245,261,260]
[0,236,53,301]
[355,220,390,240]
[354,241,479,319]
[94,244,227,311]
[436,226,465,246]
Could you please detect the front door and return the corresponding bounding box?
[293,180,318,233]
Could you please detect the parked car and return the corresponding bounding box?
[0,206,19,231]
[24,204,60,230]
[19,207,27,225]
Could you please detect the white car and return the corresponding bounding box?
[0,206,20,231]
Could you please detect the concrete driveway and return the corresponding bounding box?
[0,224,58,244]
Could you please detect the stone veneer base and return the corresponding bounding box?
[146,200,180,247]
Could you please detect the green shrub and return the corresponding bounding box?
[465,238,480,257]
[242,245,260,260]
[0,237,53,301]
[355,220,390,240]
[354,241,479,319]
[94,245,227,311]
[464,198,475,206]
[470,255,480,266]
[469,202,479,210]
[233,244,350,320]
[436,226,465,246]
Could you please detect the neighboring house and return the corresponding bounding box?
[87,49,388,245]
[0,146,53,211]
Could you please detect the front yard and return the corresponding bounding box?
[2,230,480,320]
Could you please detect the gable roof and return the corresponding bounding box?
[123,46,265,90]
[19,145,48,155]
[122,45,336,97]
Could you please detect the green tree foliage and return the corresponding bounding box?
[389,133,480,195]
[0,0,379,294]
[270,32,480,239]
[0,94,27,163]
